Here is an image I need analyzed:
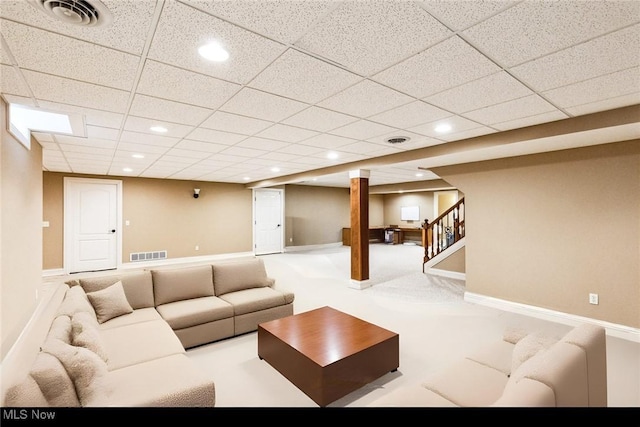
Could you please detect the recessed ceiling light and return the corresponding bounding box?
[132,154,145,159]
[327,152,339,160]
[150,126,167,133]
[270,167,280,173]
[198,41,229,62]
[434,123,452,133]
[243,176,250,181]
[123,167,133,172]
[415,172,423,177]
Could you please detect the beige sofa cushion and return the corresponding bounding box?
[42,338,108,406]
[3,374,49,407]
[156,296,233,330]
[212,258,271,296]
[219,287,288,316]
[71,311,108,362]
[86,281,134,324]
[511,332,558,373]
[152,265,214,306]
[56,285,96,318]
[79,271,155,309]
[29,351,81,407]
[466,339,514,375]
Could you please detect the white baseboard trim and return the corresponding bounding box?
[465,292,640,343]
[427,268,466,281]
[42,268,66,277]
[284,242,343,252]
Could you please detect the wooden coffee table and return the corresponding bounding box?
[258,306,399,407]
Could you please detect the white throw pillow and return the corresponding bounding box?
[86,281,133,324]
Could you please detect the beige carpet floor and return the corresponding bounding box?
[184,244,640,408]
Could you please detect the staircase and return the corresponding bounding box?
[422,198,465,273]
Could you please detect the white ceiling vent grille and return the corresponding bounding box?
[28,0,113,28]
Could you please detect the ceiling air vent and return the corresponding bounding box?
[385,136,410,144]
[28,0,113,28]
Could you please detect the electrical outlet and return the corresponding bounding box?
[589,293,599,305]
[195,245,199,251]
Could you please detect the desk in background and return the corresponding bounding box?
[342,227,423,246]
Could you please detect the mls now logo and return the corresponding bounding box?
[3,409,56,420]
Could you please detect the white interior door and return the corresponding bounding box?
[254,188,284,255]
[64,178,121,273]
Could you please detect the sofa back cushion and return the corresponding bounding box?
[56,285,96,318]
[212,258,272,296]
[29,351,81,407]
[152,265,214,306]
[79,271,154,309]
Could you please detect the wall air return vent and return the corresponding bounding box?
[28,0,113,28]
[130,250,167,262]
[385,136,410,144]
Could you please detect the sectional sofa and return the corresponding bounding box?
[1,257,294,407]
[368,323,608,407]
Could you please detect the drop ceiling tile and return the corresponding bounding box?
[137,60,241,110]
[318,80,413,118]
[256,124,319,143]
[257,152,299,162]
[299,134,356,150]
[437,126,497,142]
[295,1,452,76]
[287,155,334,166]
[163,148,213,160]
[55,135,117,149]
[275,144,324,156]
[235,137,291,151]
[421,0,518,31]
[543,67,640,111]
[510,25,640,92]
[119,130,179,148]
[368,101,451,128]
[174,139,228,153]
[463,0,640,67]
[0,64,30,97]
[336,141,398,156]
[70,164,110,175]
[86,126,119,140]
[140,166,185,178]
[329,120,397,140]
[129,95,214,127]
[565,93,640,117]
[187,128,247,145]
[492,110,569,132]
[249,49,362,104]
[167,169,209,181]
[424,71,534,114]
[373,36,501,99]
[366,130,434,147]
[31,132,54,143]
[124,116,194,139]
[220,88,308,122]
[1,94,35,107]
[147,0,286,84]
[409,115,484,138]
[0,0,156,54]
[58,143,115,156]
[219,146,268,158]
[1,20,139,91]
[200,111,274,135]
[155,155,200,166]
[282,106,358,132]
[115,142,169,155]
[22,70,130,113]
[184,0,336,44]
[462,95,559,126]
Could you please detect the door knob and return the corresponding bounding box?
[111,229,116,233]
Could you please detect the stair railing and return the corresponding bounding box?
[422,198,465,270]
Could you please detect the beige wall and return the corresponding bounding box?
[433,140,640,329]
[284,184,350,246]
[433,247,466,273]
[43,173,253,269]
[1,100,43,359]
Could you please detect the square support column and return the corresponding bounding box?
[349,169,370,288]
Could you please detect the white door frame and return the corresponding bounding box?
[252,188,284,255]
[63,177,123,274]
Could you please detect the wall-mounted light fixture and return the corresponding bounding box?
[193,188,200,199]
